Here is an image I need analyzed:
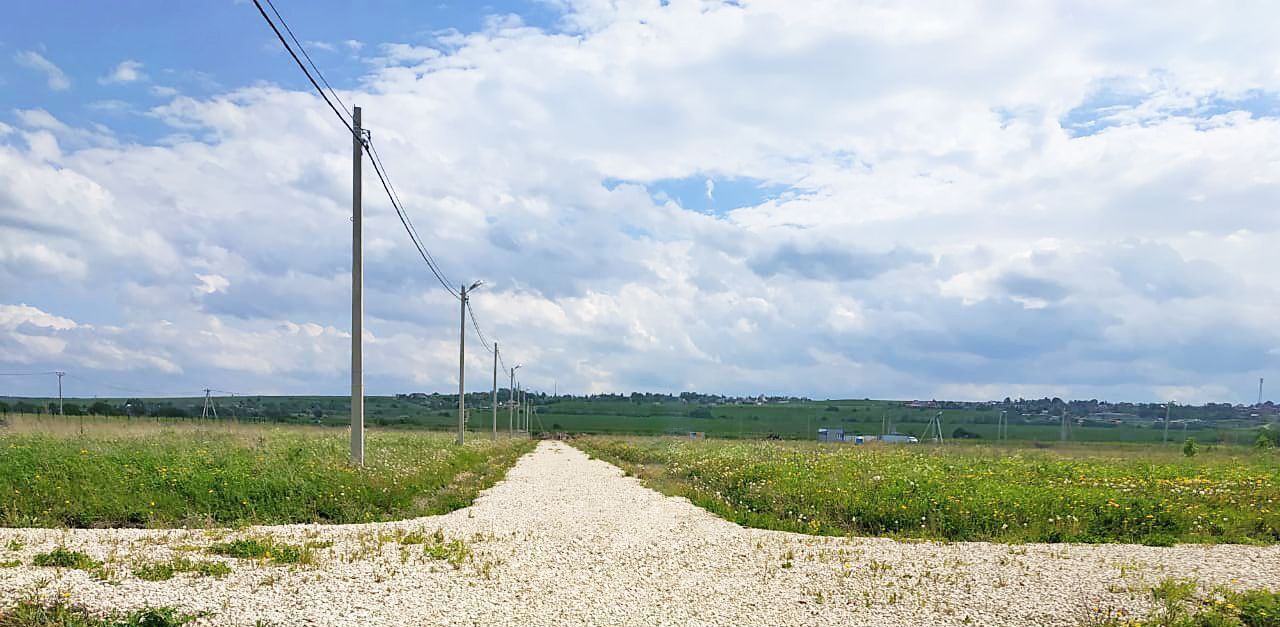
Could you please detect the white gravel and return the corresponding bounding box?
[2,441,1278,626]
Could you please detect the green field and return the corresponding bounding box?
[7,395,1269,446]
[0,415,534,528]
[577,436,1280,545]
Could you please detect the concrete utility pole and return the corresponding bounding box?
[55,371,64,415]
[1163,401,1173,444]
[458,280,484,445]
[350,105,364,466]
[491,342,498,441]
[508,366,520,434]
[1060,409,1067,442]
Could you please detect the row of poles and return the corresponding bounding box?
[349,108,534,466]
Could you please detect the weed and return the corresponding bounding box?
[0,598,200,626]
[208,537,311,565]
[32,548,100,571]
[421,530,469,568]
[133,557,232,581]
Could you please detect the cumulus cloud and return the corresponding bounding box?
[2,1,1280,402]
[13,51,70,90]
[100,60,145,84]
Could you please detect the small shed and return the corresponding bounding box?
[817,427,844,442]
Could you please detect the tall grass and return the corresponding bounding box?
[0,417,534,528]
[578,436,1280,545]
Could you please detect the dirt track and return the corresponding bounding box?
[2,441,1277,625]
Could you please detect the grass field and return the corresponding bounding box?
[6,395,1271,445]
[0,415,534,528]
[576,436,1280,546]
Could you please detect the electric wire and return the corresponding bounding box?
[365,138,459,298]
[250,0,354,135]
[468,301,493,353]
[251,0,518,384]
[262,0,351,124]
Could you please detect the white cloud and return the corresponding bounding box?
[2,2,1280,402]
[100,60,145,84]
[13,51,70,90]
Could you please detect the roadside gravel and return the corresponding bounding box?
[1,441,1277,626]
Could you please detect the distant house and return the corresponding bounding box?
[817,427,844,442]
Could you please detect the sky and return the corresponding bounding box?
[1,1,1279,404]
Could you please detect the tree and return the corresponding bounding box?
[825,405,840,412]
[0,401,8,415]
[88,400,114,416]
[1182,438,1198,457]
[951,427,981,439]
[1257,431,1277,450]
[124,398,147,417]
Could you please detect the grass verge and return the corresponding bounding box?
[576,436,1280,545]
[0,425,535,528]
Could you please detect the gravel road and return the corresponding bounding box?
[2,441,1277,626]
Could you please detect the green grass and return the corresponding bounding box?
[0,423,535,528]
[576,436,1280,545]
[0,600,198,627]
[207,536,311,565]
[132,557,231,581]
[1089,579,1280,626]
[31,548,100,571]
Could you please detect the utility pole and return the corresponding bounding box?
[491,342,498,441]
[457,280,484,445]
[1060,409,1067,442]
[1163,400,1173,444]
[1260,378,1266,407]
[350,105,364,467]
[55,371,64,415]
[508,366,520,434]
[201,388,219,421]
[459,284,467,445]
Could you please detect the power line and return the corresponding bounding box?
[262,0,351,124]
[366,137,460,299]
[468,301,493,354]
[250,1,518,395]
[0,371,57,376]
[250,0,353,135]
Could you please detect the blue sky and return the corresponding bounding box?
[0,1,562,143]
[2,1,1280,404]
